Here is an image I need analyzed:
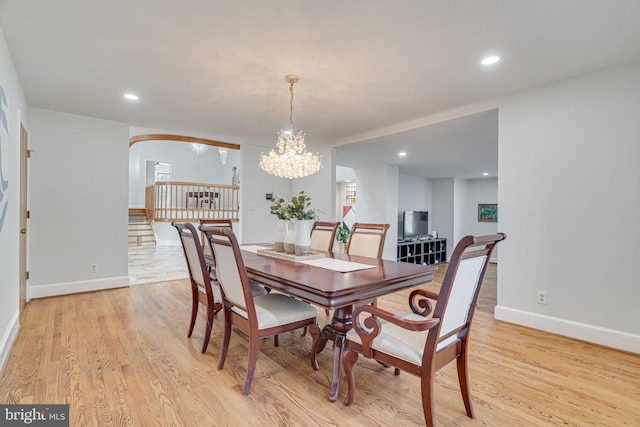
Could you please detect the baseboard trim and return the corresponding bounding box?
[0,310,20,376]
[29,276,130,299]
[495,305,640,354]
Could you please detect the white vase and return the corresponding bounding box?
[274,219,289,252]
[284,220,297,254]
[295,220,312,256]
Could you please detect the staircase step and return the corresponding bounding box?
[127,208,156,246]
[129,231,153,236]
[128,241,156,247]
[128,223,153,229]
[128,234,157,246]
[128,234,155,240]
[128,208,147,216]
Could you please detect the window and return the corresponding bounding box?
[345,184,356,205]
[155,172,170,182]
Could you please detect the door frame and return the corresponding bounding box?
[19,122,28,312]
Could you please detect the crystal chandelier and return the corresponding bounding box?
[190,143,208,154]
[259,75,322,179]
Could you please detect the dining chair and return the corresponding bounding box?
[346,222,390,306]
[199,219,233,266]
[300,221,339,322]
[310,221,340,252]
[200,224,268,298]
[342,233,506,427]
[204,226,322,395]
[346,222,390,259]
[171,221,223,354]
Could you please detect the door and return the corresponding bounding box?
[19,123,28,313]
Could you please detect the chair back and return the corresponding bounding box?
[427,233,506,355]
[199,219,233,259]
[202,226,256,320]
[346,223,390,259]
[172,222,212,294]
[310,221,340,252]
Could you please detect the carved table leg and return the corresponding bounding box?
[329,333,345,402]
[327,305,353,402]
[315,325,335,355]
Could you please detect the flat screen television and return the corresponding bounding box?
[403,211,429,240]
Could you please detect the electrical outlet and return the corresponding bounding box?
[90,263,98,273]
[537,291,547,304]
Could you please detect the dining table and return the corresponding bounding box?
[236,246,437,402]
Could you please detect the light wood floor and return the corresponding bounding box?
[1,264,639,426]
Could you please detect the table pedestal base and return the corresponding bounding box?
[311,305,353,402]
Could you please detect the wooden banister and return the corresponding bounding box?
[145,181,239,222]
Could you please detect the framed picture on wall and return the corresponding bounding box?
[478,204,498,222]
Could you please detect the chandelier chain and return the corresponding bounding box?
[289,78,295,130]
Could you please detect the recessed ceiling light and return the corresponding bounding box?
[482,172,490,176]
[124,93,139,101]
[398,152,407,157]
[481,56,500,65]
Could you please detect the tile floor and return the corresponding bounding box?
[128,244,189,285]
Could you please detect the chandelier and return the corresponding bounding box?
[190,143,208,154]
[259,75,322,179]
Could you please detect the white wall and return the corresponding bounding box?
[291,146,336,223]
[462,178,498,237]
[336,181,347,220]
[384,165,400,258]
[462,178,498,259]
[0,24,29,373]
[28,108,130,298]
[431,178,455,249]
[353,164,399,259]
[239,143,293,244]
[398,173,432,235]
[452,178,467,248]
[496,60,640,353]
[336,165,356,182]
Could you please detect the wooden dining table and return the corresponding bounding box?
[238,248,437,402]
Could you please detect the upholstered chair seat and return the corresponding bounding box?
[231,293,319,330]
[346,312,444,366]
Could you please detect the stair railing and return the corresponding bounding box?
[145,181,239,222]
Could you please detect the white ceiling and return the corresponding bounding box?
[2,1,640,178]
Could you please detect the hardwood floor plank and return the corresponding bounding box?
[1,265,639,426]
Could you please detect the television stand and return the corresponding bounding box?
[397,238,447,265]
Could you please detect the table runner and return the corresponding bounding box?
[299,258,376,273]
[240,245,376,273]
